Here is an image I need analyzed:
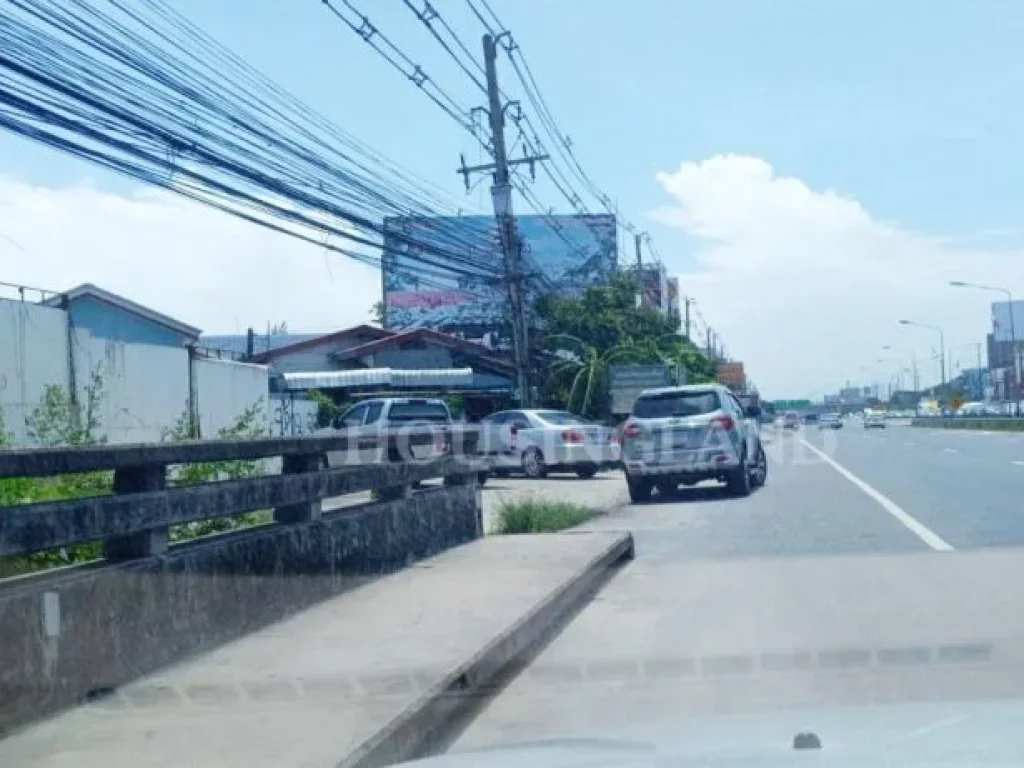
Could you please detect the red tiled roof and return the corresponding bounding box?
[249,324,393,362]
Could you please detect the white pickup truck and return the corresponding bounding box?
[477,409,620,479]
[318,397,489,483]
[318,397,454,467]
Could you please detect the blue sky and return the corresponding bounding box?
[3,0,1024,396]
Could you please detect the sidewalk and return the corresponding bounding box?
[0,532,632,768]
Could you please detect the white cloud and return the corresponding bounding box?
[653,155,1024,397]
[0,178,380,335]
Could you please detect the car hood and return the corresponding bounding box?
[400,697,1024,766]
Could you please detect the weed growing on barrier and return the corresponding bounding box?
[496,498,596,534]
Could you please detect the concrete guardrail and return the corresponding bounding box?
[911,417,1024,431]
[0,427,484,735]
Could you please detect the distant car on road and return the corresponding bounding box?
[819,413,843,429]
[803,413,819,425]
[479,409,619,479]
[864,412,887,429]
[782,412,800,429]
[620,384,766,502]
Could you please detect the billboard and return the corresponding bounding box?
[992,300,1024,343]
[609,364,670,415]
[717,361,746,390]
[638,263,667,311]
[383,214,617,332]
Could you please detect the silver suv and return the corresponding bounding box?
[620,384,767,502]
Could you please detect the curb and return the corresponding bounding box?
[340,531,635,768]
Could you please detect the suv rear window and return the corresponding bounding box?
[633,391,720,418]
[387,402,450,423]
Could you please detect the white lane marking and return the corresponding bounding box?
[1013,461,1024,467]
[903,714,967,741]
[904,441,917,447]
[943,448,959,454]
[799,439,954,551]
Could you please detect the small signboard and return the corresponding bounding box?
[609,364,671,415]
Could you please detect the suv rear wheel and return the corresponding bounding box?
[750,445,767,488]
[726,453,752,497]
[627,475,653,503]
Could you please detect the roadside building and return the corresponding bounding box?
[43,282,200,347]
[243,324,516,420]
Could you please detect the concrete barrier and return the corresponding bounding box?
[911,417,1024,431]
[0,434,483,735]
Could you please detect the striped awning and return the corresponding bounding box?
[279,367,474,391]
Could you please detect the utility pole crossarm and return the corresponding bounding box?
[457,154,549,191]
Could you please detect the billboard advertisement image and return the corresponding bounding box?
[383,214,617,332]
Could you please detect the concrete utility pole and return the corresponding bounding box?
[483,33,529,406]
[683,297,693,341]
[456,34,547,407]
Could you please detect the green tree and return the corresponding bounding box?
[307,389,345,428]
[27,366,106,448]
[533,273,716,419]
[0,377,111,576]
[161,400,269,541]
[369,301,385,326]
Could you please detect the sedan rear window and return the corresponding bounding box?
[633,391,720,418]
[387,402,450,423]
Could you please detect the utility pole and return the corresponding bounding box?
[706,328,714,360]
[634,232,643,309]
[456,34,547,407]
[683,296,692,341]
[483,33,528,406]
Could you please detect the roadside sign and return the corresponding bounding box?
[771,399,811,410]
[609,364,670,415]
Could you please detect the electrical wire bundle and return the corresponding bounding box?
[0,0,505,295]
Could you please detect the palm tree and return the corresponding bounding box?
[544,334,650,417]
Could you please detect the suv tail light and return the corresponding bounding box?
[622,421,642,439]
[561,428,585,443]
[711,415,735,431]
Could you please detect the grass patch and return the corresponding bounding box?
[496,498,597,534]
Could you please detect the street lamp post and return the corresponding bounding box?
[899,319,945,389]
[949,280,1017,413]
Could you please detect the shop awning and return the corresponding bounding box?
[279,367,474,391]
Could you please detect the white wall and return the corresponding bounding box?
[193,357,269,437]
[0,299,69,444]
[72,329,190,444]
[0,298,271,446]
[268,394,318,436]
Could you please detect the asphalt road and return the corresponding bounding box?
[452,422,1024,754]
